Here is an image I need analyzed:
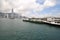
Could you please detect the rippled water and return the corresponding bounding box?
[0,18,60,40]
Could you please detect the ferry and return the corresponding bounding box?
[23,18,60,26]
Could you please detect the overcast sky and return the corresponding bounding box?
[0,0,60,17]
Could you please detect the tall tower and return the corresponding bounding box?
[12,8,13,13]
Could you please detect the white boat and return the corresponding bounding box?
[50,22,60,26]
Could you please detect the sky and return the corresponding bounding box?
[0,0,60,18]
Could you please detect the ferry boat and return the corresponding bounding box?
[23,19,60,26]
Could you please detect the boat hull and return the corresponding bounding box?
[23,20,45,24]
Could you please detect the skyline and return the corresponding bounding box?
[0,0,60,17]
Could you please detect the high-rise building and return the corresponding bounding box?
[12,8,13,13]
[8,8,15,19]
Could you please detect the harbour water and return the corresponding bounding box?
[0,18,60,40]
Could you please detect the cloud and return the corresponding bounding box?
[0,0,57,17]
[44,0,56,7]
[0,0,12,12]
